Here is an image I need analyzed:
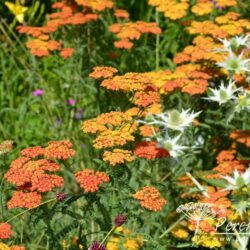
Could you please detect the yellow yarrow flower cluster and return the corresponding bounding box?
[103,149,135,167]
[216,0,237,8]
[0,243,9,250]
[171,226,189,239]
[148,0,189,20]
[192,233,226,249]
[0,243,25,250]
[191,1,213,16]
[107,227,143,250]
[82,109,140,166]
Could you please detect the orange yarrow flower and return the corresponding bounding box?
[230,130,250,148]
[114,39,133,49]
[110,21,161,49]
[11,246,26,250]
[7,191,42,209]
[89,66,118,79]
[0,223,13,239]
[21,146,44,158]
[75,0,114,11]
[139,125,158,137]
[114,9,129,19]
[133,187,167,211]
[103,149,135,166]
[44,140,76,160]
[75,169,109,192]
[60,48,74,59]
[134,91,160,107]
[134,141,169,160]
[5,141,75,209]
[93,130,135,149]
[5,158,63,193]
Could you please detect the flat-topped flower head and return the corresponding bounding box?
[75,169,109,193]
[0,222,13,239]
[222,168,250,190]
[157,134,188,158]
[204,80,242,105]
[217,49,250,75]
[133,186,167,211]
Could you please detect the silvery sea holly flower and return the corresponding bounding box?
[204,80,242,105]
[216,49,250,75]
[142,109,201,132]
[217,35,250,52]
[233,200,250,218]
[222,168,250,190]
[156,134,188,158]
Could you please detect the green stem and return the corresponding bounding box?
[159,215,185,239]
[155,11,160,70]
[186,172,209,198]
[6,198,56,223]
[100,226,116,246]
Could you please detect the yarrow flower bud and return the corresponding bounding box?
[89,242,106,250]
[56,192,66,202]
[114,214,127,227]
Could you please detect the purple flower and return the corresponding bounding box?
[75,108,84,120]
[114,214,127,227]
[210,0,224,10]
[68,98,76,106]
[32,89,44,96]
[89,242,106,250]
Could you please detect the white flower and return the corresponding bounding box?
[157,134,188,158]
[204,80,242,105]
[232,35,250,48]
[218,35,250,52]
[222,168,250,190]
[144,109,201,131]
[216,49,250,74]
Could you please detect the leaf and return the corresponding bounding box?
[200,176,227,188]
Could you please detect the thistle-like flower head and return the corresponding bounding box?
[141,109,201,132]
[204,80,242,105]
[217,49,250,75]
[218,35,250,52]
[222,168,250,190]
[157,134,188,158]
